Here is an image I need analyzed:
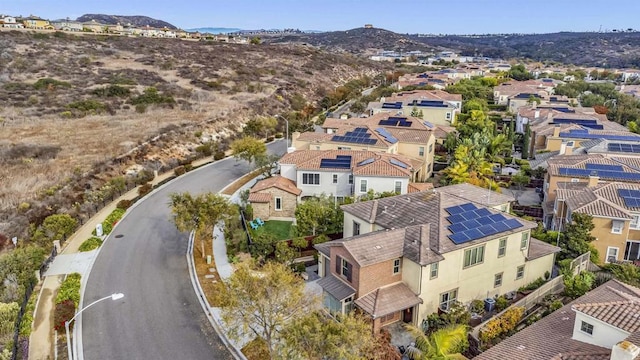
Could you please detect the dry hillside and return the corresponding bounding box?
[0,30,389,242]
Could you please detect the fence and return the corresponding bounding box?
[571,251,591,275]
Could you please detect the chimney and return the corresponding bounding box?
[553,125,561,138]
[588,175,599,187]
[564,145,573,155]
[611,341,640,360]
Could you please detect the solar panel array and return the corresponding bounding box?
[389,158,408,169]
[553,118,603,130]
[558,167,640,181]
[375,127,398,144]
[381,102,403,109]
[618,189,640,208]
[585,163,624,172]
[552,107,575,113]
[331,128,377,145]
[608,143,640,153]
[559,130,640,142]
[417,100,448,108]
[423,120,434,128]
[320,155,352,169]
[379,117,413,127]
[357,158,375,166]
[445,203,524,244]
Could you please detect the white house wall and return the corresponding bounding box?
[353,175,408,195]
[572,311,630,349]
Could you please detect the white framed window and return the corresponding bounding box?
[332,174,338,184]
[360,179,368,193]
[498,237,507,257]
[348,174,353,184]
[611,220,624,234]
[353,221,360,236]
[516,265,525,280]
[394,181,402,194]
[274,197,282,211]
[494,272,503,288]
[439,289,457,311]
[419,146,425,157]
[571,178,579,183]
[446,112,452,120]
[430,262,439,279]
[520,232,529,250]
[463,245,485,268]
[606,247,619,263]
[631,215,640,230]
[393,259,401,274]
[302,173,320,185]
[580,321,594,335]
[343,296,354,313]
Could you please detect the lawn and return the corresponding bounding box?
[253,220,293,240]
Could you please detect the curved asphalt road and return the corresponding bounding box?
[82,140,285,360]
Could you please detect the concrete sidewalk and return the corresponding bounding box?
[28,157,216,360]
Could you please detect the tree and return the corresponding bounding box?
[405,324,468,360]
[250,36,261,45]
[521,122,531,159]
[511,171,530,202]
[564,271,595,299]
[526,95,541,105]
[0,246,46,302]
[410,106,424,118]
[41,213,77,243]
[508,64,533,81]
[294,195,343,236]
[169,192,233,258]
[230,136,267,167]
[213,262,316,359]
[559,213,598,262]
[255,153,280,178]
[279,311,375,360]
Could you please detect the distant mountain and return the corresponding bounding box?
[186,27,242,34]
[76,14,177,29]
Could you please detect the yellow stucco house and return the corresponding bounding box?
[22,16,53,30]
[315,183,559,333]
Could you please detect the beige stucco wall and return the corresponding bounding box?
[249,188,297,220]
[590,216,630,264]
[396,137,436,180]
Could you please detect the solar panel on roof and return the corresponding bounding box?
[622,197,640,208]
[608,143,640,153]
[357,158,375,166]
[461,211,481,221]
[492,221,511,232]
[478,225,496,236]
[460,203,477,211]
[423,121,434,129]
[449,233,470,244]
[461,219,482,229]
[465,228,484,240]
[448,223,468,233]
[447,214,466,224]
[504,218,524,230]
[375,128,399,144]
[445,205,465,215]
[398,120,413,127]
[390,158,408,169]
[336,155,352,160]
[488,213,507,223]
[475,208,492,217]
[585,163,624,172]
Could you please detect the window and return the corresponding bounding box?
[606,247,619,263]
[439,289,458,311]
[336,256,352,282]
[344,296,354,313]
[494,272,503,287]
[430,262,439,279]
[419,146,425,157]
[353,221,360,236]
[348,175,353,184]
[612,220,624,234]
[360,179,368,193]
[395,181,402,194]
[516,265,525,280]
[332,174,338,184]
[498,238,507,257]
[631,215,640,230]
[580,321,594,335]
[393,259,401,274]
[323,292,342,314]
[446,112,452,120]
[429,144,433,153]
[571,178,579,183]
[274,197,282,211]
[337,146,351,150]
[463,245,485,268]
[520,232,529,250]
[302,173,320,185]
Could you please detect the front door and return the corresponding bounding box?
[403,307,413,323]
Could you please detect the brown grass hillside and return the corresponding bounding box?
[0,30,390,241]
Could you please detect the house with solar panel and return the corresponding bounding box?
[276,149,415,200]
[367,90,462,126]
[293,113,438,181]
[493,79,559,106]
[315,183,559,334]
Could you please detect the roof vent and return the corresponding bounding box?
[516,345,526,351]
[374,245,382,250]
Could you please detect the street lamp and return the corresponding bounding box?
[66,293,124,360]
[276,114,289,152]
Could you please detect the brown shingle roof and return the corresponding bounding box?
[249,176,302,196]
[527,238,561,260]
[475,280,640,360]
[354,282,422,318]
[340,228,406,267]
[436,183,515,207]
[408,182,434,193]
[317,275,355,301]
[387,89,462,102]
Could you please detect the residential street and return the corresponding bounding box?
[81,141,284,360]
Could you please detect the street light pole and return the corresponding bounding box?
[65,293,124,360]
[276,114,289,152]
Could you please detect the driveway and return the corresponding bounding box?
[82,141,284,360]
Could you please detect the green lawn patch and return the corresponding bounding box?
[79,236,103,252]
[253,220,293,241]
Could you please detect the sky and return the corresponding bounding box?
[3,0,638,34]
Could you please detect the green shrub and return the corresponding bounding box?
[130,87,175,106]
[495,296,509,312]
[19,289,38,336]
[0,302,20,340]
[67,99,107,115]
[174,166,186,176]
[138,183,153,197]
[54,300,76,332]
[214,151,225,160]
[33,78,71,90]
[479,306,524,345]
[78,237,103,252]
[92,85,130,97]
[102,208,125,235]
[519,277,547,292]
[564,271,595,299]
[135,104,147,113]
[470,299,485,314]
[109,76,137,85]
[116,199,133,210]
[56,273,81,307]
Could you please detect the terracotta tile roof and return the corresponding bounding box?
[247,192,271,203]
[572,299,640,334]
[591,182,640,211]
[317,275,355,301]
[322,112,436,132]
[384,127,432,143]
[386,89,462,102]
[550,352,611,360]
[476,280,640,360]
[296,132,333,142]
[280,150,413,177]
[249,176,302,196]
[563,183,640,219]
[434,125,456,139]
[354,282,422,318]
[527,238,561,260]
[626,331,640,347]
[408,182,434,193]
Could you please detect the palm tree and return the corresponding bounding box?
[405,324,468,360]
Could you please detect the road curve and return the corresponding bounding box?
[82,140,285,360]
